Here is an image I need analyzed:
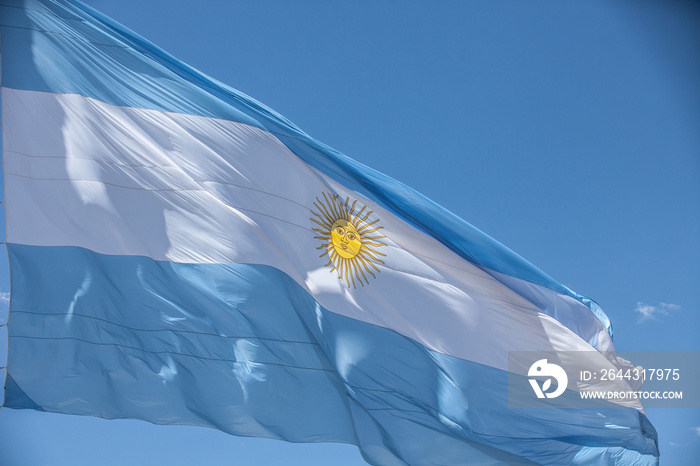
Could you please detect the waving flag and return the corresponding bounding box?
[0,1,658,464]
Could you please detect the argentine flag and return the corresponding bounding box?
[0,0,658,464]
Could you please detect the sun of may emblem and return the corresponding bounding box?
[311,193,387,288]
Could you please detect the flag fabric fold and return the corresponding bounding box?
[0,1,658,464]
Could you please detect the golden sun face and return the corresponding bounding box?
[311,193,387,288]
[330,219,361,259]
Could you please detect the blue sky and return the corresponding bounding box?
[1,0,699,464]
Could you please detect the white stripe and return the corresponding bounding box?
[3,88,614,371]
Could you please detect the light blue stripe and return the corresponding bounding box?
[0,0,612,336]
[6,244,657,465]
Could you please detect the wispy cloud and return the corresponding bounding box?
[634,302,680,323]
[0,291,9,305]
[692,426,700,437]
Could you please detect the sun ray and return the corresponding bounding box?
[341,261,349,287]
[316,199,336,225]
[361,249,386,264]
[358,229,384,238]
[311,209,332,225]
[360,256,382,273]
[328,196,342,220]
[358,228,382,237]
[347,199,357,214]
[355,255,377,278]
[349,260,365,287]
[322,193,339,220]
[328,251,339,272]
[357,218,380,232]
[343,261,353,288]
[352,205,366,225]
[361,240,387,249]
[362,232,387,239]
[361,242,385,254]
[311,218,332,233]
